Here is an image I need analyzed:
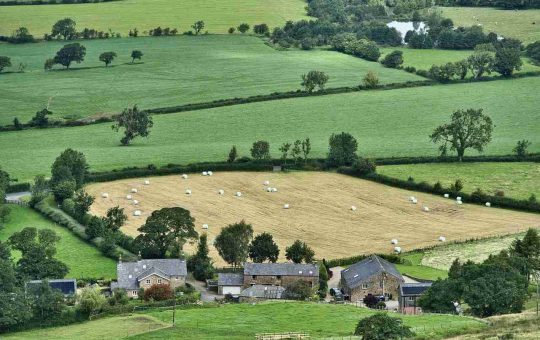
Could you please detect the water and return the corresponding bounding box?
[386,21,426,42]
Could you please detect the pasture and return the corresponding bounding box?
[85,172,540,265]
[441,7,540,43]
[137,301,485,339]
[380,47,540,73]
[0,0,308,37]
[1,76,539,182]
[0,204,117,279]
[3,314,169,339]
[0,35,422,125]
[378,162,540,201]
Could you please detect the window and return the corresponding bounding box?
[407,296,414,301]
[252,275,257,279]
[276,275,281,280]
[361,283,369,289]
[146,279,150,284]
[132,290,138,296]
[157,279,162,284]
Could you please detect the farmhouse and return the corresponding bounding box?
[340,255,404,302]
[111,259,187,297]
[26,279,77,296]
[398,282,433,315]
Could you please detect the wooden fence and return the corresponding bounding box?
[255,332,310,340]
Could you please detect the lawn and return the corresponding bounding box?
[0,35,422,125]
[440,7,540,44]
[134,302,485,339]
[380,47,540,72]
[1,76,539,182]
[0,204,117,279]
[398,252,448,281]
[3,314,169,339]
[377,162,540,201]
[0,0,308,37]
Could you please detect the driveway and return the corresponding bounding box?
[186,276,222,303]
[328,266,343,289]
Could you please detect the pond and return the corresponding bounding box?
[387,21,426,42]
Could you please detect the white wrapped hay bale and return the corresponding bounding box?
[202,224,209,230]
[144,180,150,185]
[263,180,270,186]
[423,206,430,212]
[133,210,142,216]
[202,171,208,176]
[283,204,290,209]
[485,202,491,207]
[181,174,188,179]
[456,196,462,201]
[412,198,418,204]
[351,206,357,211]
[131,188,138,193]
[266,187,273,192]
[394,246,401,253]
[443,193,449,198]
[272,188,278,192]
[218,189,224,195]
[409,196,415,202]
[101,193,109,198]
[185,189,192,195]
[439,236,446,242]
[133,200,139,205]
[126,195,132,200]
[235,191,242,197]
[391,239,398,245]
[207,171,213,176]
[456,200,463,205]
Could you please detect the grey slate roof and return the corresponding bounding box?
[138,267,170,281]
[400,283,432,296]
[244,263,319,277]
[114,259,187,290]
[341,255,404,289]
[218,273,244,286]
[240,285,285,299]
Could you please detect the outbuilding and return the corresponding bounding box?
[217,273,244,296]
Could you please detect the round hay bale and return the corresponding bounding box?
[272,188,278,192]
[456,200,463,205]
[423,206,430,212]
[101,193,109,198]
[266,187,273,192]
[185,189,192,195]
[133,210,142,217]
[133,200,139,205]
[208,171,213,176]
[409,196,415,201]
[218,189,225,195]
[351,206,357,211]
[283,204,290,209]
[126,195,132,200]
[456,196,462,201]
[202,224,209,229]
[439,236,446,242]
[263,181,270,186]
[391,239,398,245]
[394,246,401,253]
[202,171,208,176]
[485,202,491,207]
[144,180,150,185]
[181,174,188,179]
[443,193,449,198]
[235,192,242,197]
[131,188,138,193]
[412,198,418,204]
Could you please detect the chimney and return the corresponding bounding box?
[138,251,142,261]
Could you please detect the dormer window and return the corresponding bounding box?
[146,279,150,284]
[362,283,368,289]
[128,275,132,279]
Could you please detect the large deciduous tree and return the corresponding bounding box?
[430,108,493,161]
[51,18,76,40]
[112,105,153,146]
[250,140,271,160]
[50,148,88,189]
[130,50,143,64]
[104,206,127,232]
[135,207,198,259]
[285,240,315,264]
[327,132,358,166]
[249,232,279,263]
[0,56,12,73]
[493,47,522,77]
[467,51,494,78]
[99,51,117,67]
[53,43,86,69]
[301,70,329,92]
[354,313,414,340]
[187,233,214,281]
[191,21,205,35]
[214,220,253,268]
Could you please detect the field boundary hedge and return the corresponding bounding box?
[3,71,539,133]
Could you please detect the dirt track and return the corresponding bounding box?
[86,171,540,265]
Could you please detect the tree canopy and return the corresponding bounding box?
[327,132,358,166]
[249,232,280,263]
[214,220,253,268]
[112,105,153,146]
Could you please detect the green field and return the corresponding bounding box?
[378,162,540,200]
[1,76,539,182]
[134,302,484,339]
[0,35,422,125]
[3,314,169,339]
[380,47,540,72]
[441,7,540,44]
[0,0,308,37]
[398,253,448,281]
[0,204,116,279]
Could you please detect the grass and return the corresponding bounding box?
[0,35,422,125]
[398,252,448,281]
[0,204,116,279]
[1,76,539,182]
[0,0,308,37]
[133,302,485,339]
[420,232,533,271]
[440,7,540,44]
[377,162,540,201]
[380,47,540,73]
[85,172,540,266]
[2,314,170,339]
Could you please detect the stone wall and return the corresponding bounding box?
[341,273,402,302]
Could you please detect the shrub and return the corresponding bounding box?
[450,179,463,193]
[381,50,403,68]
[143,284,173,301]
[351,158,376,176]
[495,190,505,197]
[363,294,379,308]
[354,313,414,339]
[77,286,106,317]
[52,180,76,202]
[433,181,443,193]
[363,71,379,88]
[61,198,75,216]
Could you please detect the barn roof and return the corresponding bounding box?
[27,279,77,295]
[218,273,244,286]
[341,255,403,289]
[399,283,432,296]
[240,285,285,299]
[244,263,318,277]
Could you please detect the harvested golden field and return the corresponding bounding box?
[86,172,540,265]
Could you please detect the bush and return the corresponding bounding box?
[354,313,414,339]
[351,158,376,176]
[61,198,75,216]
[381,50,403,68]
[143,284,173,301]
[52,180,76,202]
[363,294,379,308]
